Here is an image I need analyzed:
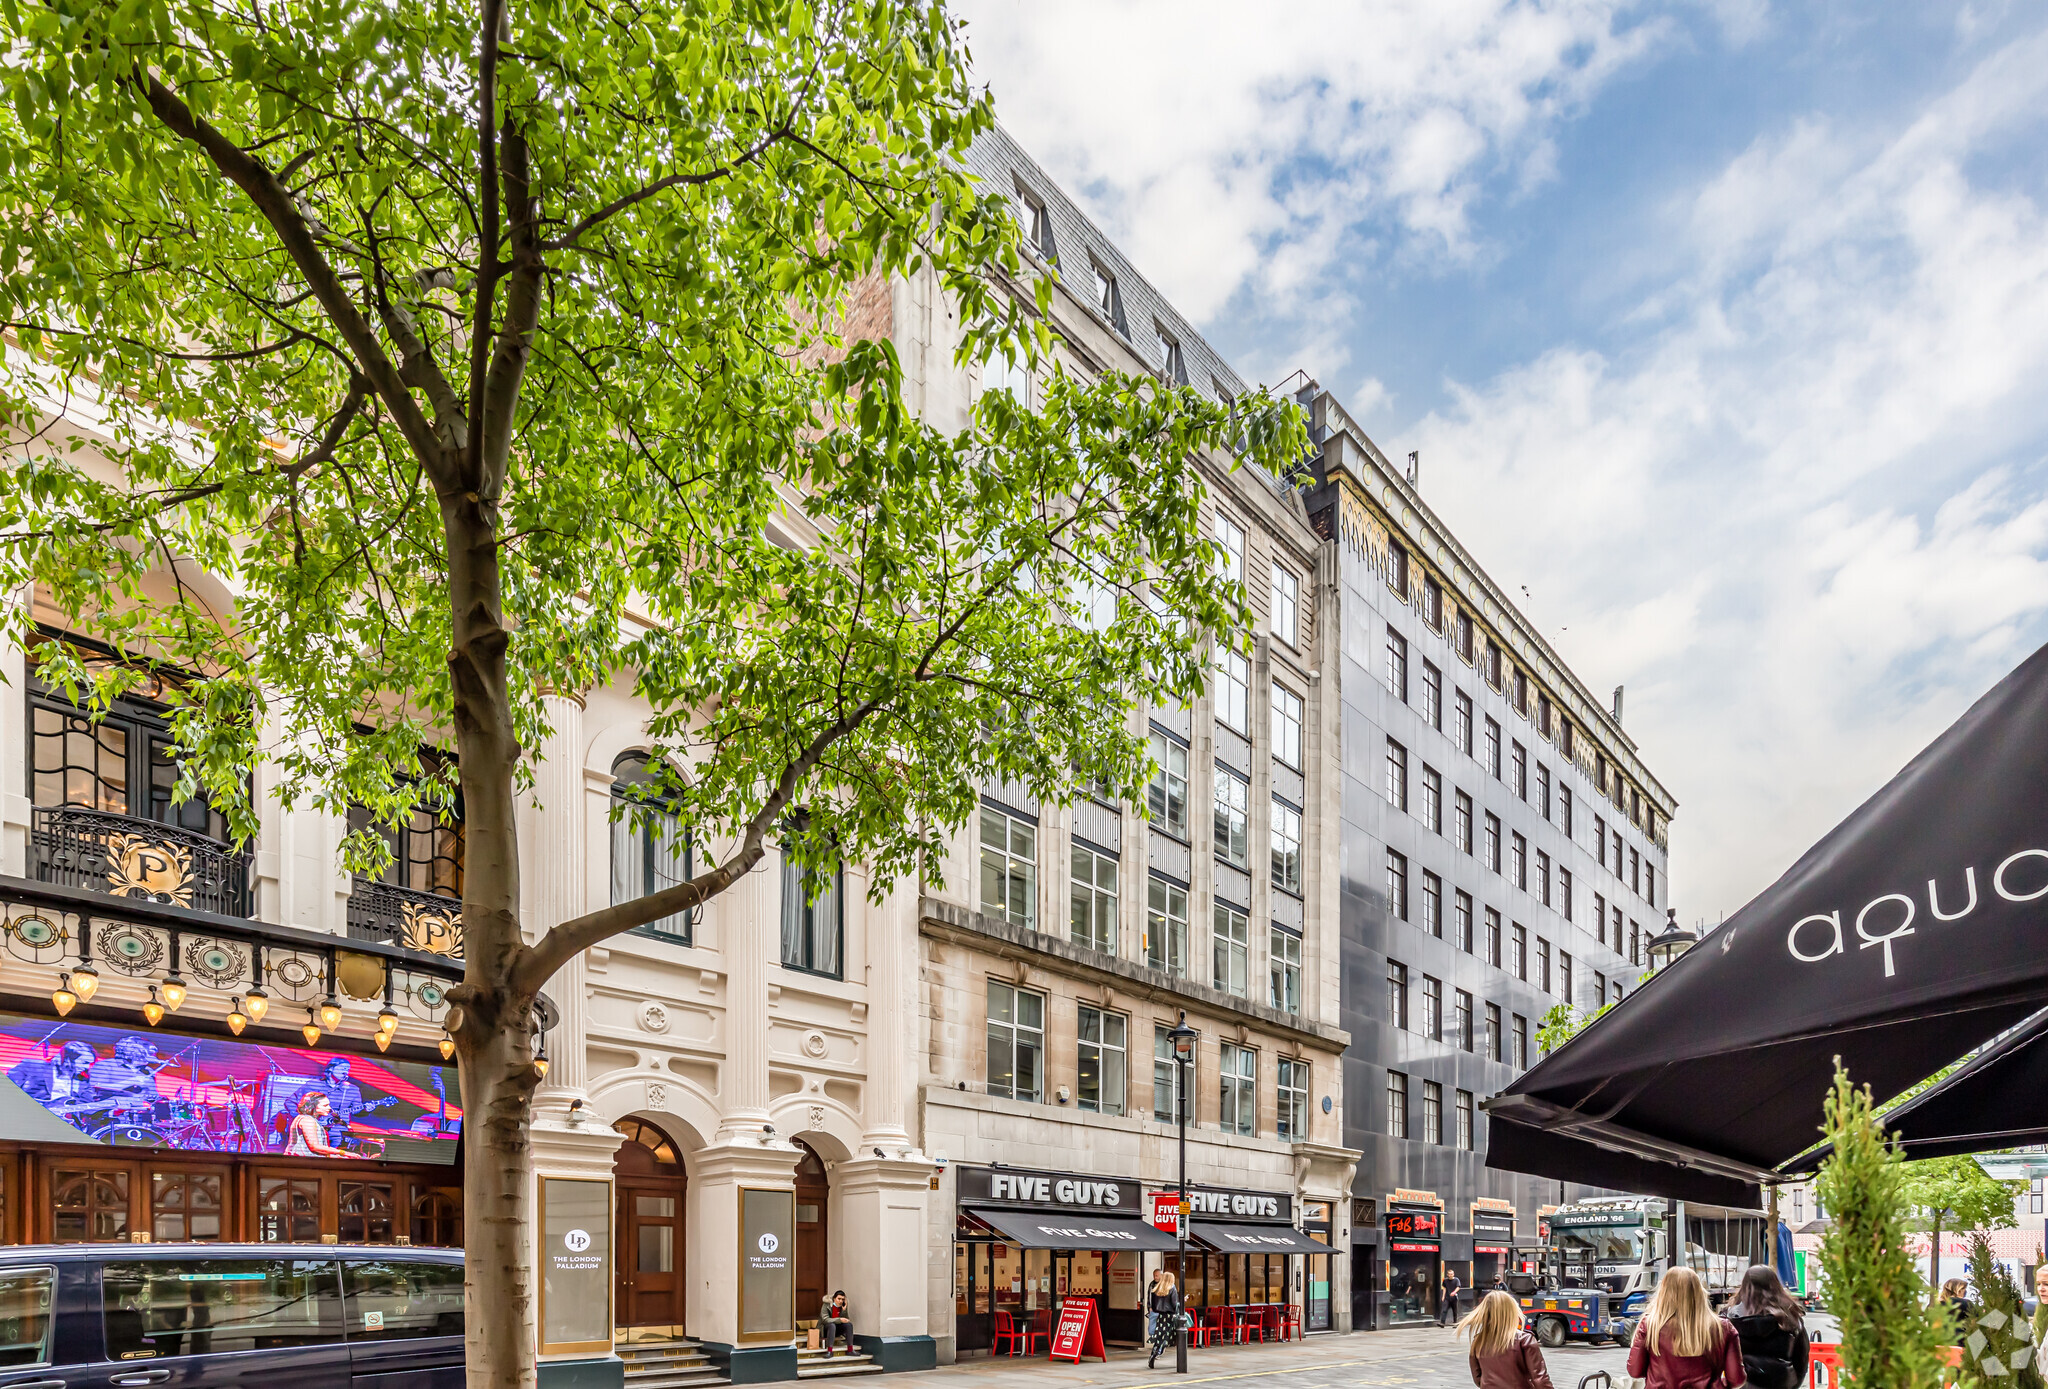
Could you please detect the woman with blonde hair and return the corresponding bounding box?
[1146,1267,1182,1370]
[1628,1267,1746,1389]
[1459,1289,1555,1389]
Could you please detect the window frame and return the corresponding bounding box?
[977,803,1038,931]
[1075,1004,1127,1116]
[1212,901,1251,997]
[1147,732,1190,839]
[1271,684,1304,769]
[1387,1070,1409,1139]
[1213,765,1251,870]
[1270,925,1302,1015]
[1272,562,1300,648]
[1068,841,1119,955]
[1146,874,1189,976]
[986,980,1046,1102]
[1271,799,1303,895]
[1218,1041,1257,1137]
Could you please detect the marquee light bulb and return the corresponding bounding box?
[439,1033,456,1061]
[374,1030,392,1053]
[532,1056,550,1080]
[52,974,77,1018]
[243,987,270,1023]
[377,1006,400,1036]
[226,998,248,1036]
[160,972,188,1012]
[318,998,344,1033]
[71,962,100,1002]
[141,987,166,1027]
[302,1010,323,1047]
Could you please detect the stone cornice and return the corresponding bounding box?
[919,896,1348,1052]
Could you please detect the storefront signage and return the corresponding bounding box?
[1550,1210,1643,1228]
[1149,1183,1292,1224]
[740,1188,795,1337]
[1050,1296,1106,1364]
[0,1012,462,1163]
[1149,1191,1184,1235]
[955,1165,1140,1214]
[1387,1212,1439,1240]
[540,1177,612,1355]
[1390,1243,1436,1253]
[1391,1188,1442,1208]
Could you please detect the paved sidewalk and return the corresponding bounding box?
[866,1327,1633,1389]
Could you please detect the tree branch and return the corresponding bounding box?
[539,122,795,252]
[467,0,506,471]
[476,117,542,493]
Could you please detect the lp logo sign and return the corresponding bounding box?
[758,1233,780,1254]
[563,1228,592,1253]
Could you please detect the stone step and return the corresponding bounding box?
[794,1362,884,1380]
[619,1372,731,1389]
[623,1356,717,1374]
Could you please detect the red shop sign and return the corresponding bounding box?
[1390,1242,1437,1252]
[1050,1296,1106,1364]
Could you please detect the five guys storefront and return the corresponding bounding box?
[1163,1185,1333,1333]
[953,1165,1177,1353]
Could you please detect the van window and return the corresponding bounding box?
[0,1267,55,1367]
[343,1260,464,1341]
[102,1260,344,1359]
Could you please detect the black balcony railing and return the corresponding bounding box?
[347,877,464,960]
[30,804,252,917]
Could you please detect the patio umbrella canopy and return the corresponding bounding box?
[1485,642,2048,1206]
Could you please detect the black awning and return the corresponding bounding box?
[1485,641,2048,1203]
[967,1207,1180,1251]
[1187,1222,1331,1254]
[1792,1005,2048,1166]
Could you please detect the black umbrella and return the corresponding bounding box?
[1484,641,2048,1205]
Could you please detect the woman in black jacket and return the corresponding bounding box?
[1148,1269,1184,1370]
[1726,1266,1811,1389]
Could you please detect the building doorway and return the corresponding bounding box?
[614,1116,688,1329]
[793,1140,829,1323]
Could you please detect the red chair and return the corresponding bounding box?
[1206,1306,1238,1345]
[992,1310,1024,1357]
[1279,1304,1302,1341]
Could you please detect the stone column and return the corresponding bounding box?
[717,850,774,1136]
[530,1111,629,1389]
[859,875,915,1148]
[525,693,590,1113]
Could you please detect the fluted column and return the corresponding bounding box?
[526,693,590,1110]
[860,874,915,1145]
[717,847,775,1134]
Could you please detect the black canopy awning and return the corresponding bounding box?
[1188,1222,1331,1254]
[1485,642,2048,1205]
[1792,1005,2048,1166]
[967,1207,1180,1251]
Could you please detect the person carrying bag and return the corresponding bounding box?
[1148,1269,1184,1370]
[1725,1266,1810,1389]
[1459,1289,1557,1389]
[1628,1268,1747,1389]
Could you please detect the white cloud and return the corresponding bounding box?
[1406,28,2048,915]
[956,0,1671,337]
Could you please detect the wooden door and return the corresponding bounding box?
[793,1141,829,1321]
[613,1118,687,1328]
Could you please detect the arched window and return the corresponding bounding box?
[611,753,691,941]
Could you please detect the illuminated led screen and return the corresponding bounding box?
[0,1012,462,1164]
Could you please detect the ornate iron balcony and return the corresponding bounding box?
[30,804,252,917]
[347,877,464,960]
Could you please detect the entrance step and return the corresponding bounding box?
[795,1348,882,1380]
[618,1339,729,1389]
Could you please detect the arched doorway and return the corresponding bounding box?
[793,1140,830,1322]
[614,1117,688,1330]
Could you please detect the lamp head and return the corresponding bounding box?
[71,962,100,1002]
[243,986,270,1023]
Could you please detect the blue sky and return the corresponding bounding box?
[957,0,2048,920]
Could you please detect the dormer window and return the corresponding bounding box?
[1017,187,1058,264]
[1158,329,1188,385]
[1091,263,1128,336]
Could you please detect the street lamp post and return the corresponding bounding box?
[1169,1012,1199,1375]
[1645,907,1698,975]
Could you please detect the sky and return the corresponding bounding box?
[954,0,2048,924]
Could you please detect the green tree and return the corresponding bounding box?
[1817,1064,1949,1389]
[0,2,1307,1386]
[1956,1229,2045,1389]
[1536,1000,1613,1054]
[1901,1155,2023,1300]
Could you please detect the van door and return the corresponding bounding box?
[340,1259,462,1389]
[0,1261,67,1389]
[77,1257,349,1389]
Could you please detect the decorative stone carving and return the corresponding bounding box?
[808,1104,826,1131]
[640,1001,670,1033]
[648,1082,668,1111]
[801,1029,828,1058]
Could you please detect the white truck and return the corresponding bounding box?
[1520,1196,1768,1346]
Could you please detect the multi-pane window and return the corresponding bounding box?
[1560,951,1574,1006]
[1422,1081,1444,1145]
[1455,790,1474,853]
[1513,1013,1529,1068]
[781,854,845,976]
[979,805,1038,928]
[1595,894,1608,947]
[1272,801,1303,894]
[1456,1090,1475,1150]
[1454,891,1474,952]
[1386,849,1409,920]
[1278,1059,1309,1142]
[1425,576,1444,629]
[1421,766,1442,833]
[1512,742,1527,800]
[1422,872,1443,938]
[1537,850,1551,906]
[1485,813,1502,873]
[1147,877,1188,976]
[1457,610,1475,661]
[1561,720,1575,760]
[1272,563,1299,647]
[1538,938,1552,993]
[1513,669,1529,715]
[1076,1006,1126,1115]
[1596,815,1609,871]
[1629,916,1640,965]
[1386,629,1409,702]
[1272,684,1303,768]
[1485,1003,1503,1061]
[986,981,1045,1101]
[1216,516,1245,588]
[1455,990,1474,1052]
[610,754,692,940]
[1537,764,1551,820]
[1391,547,1411,598]
[1614,829,1626,875]
[1422,975,1443,1041]
[1422,662,1442,730]
[1148,733,1189,837]
[1214,650,1251,734]
[1070,843,1118,954]
[1214,767,1251,868]
[1455,690,1475,755]
[1213,904,1250,997]
[1485,717,1502,779]
[1487,908,1503,966]
[1270,927,1302,1014]
[1594,971,1607,1008]
[2033,1179,2044,1216]
[1511,832,1527,890]
[1153,1025,1184,1122]
[1385,739,1409,810]
[1387,962,1410,1030]
[1560,786,1573,837]
[1387,1070,1409,1139]
[1631,847,1641,894]
[1219,1042,1256,1136]
[1647,862,1657,908]
[1512,923,1528,980]
[1487,640,1503,689]
[1559,868,1573,922]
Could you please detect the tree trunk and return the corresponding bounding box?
[465,1012,538,1389]
[1930,1207,1943,1300]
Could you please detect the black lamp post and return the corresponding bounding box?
[1168,1011,1199,1374]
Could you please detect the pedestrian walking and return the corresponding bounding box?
[1148,1268,1184,1370]
[1941,1278,1976,1327]
[1628,1268,1746,1389]
[1726,1266,1810,1389]
[1459,1289,1556,1389]
[1441,1269,1465,1327]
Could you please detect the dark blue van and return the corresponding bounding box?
[0,1245,462,1389]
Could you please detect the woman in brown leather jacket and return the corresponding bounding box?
[1461,1289,1556,1389]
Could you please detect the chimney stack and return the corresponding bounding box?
[1407,450,1420,488]
[1612,685,1625,724]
